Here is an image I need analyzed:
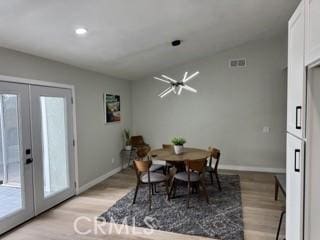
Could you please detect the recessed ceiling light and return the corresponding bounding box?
[75,28,88,35]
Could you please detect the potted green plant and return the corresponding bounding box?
[123,129,132,151]
[171,137,186,155]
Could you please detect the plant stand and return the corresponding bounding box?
[120,148,136,170]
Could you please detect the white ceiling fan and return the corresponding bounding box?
[154,71,199,98]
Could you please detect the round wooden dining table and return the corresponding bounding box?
[148,147,210,162]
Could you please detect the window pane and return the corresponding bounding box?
[3,95,21,184]
[40,97,69,197]
[0,94,22,218]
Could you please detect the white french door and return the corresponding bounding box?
[0,82,34,234]
[0,82,75,234]
[30,85,75,215]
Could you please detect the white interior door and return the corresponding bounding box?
[30,85,75,215]
[287,1,306,138]
[286,133,304,240]
[0,82,34,234]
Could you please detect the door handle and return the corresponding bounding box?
[26,158,33,165]
[296,106,302,130]
[294,149,300,172]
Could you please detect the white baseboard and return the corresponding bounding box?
[77,164,285,194]
[77,166,122,194]
[219,164,286,173]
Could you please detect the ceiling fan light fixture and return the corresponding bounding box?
[183,71,199,83]
[154,77,170,84]
[182,72,188,82]
[161,74,177,83]
[158,87,172,97]
[160,87,175,98]
[155,71,199,98]
[183,85,197,93]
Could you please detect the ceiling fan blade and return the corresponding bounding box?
[178,86,183,95]
[160,87,175,98]
[158,87,172,96]
[154,77,170,84]
[183,71,199,83]
[182,72,188,82]
[183,85,198,93]
[161,75,177,83]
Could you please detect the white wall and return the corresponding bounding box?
[132,35,287,171]
[0,47,132,187]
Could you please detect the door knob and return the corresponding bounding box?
[26,158,33,165]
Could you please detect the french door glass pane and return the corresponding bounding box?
[0,94,22,218]
[40,97,69,197]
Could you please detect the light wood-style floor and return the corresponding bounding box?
[1,169,285,240]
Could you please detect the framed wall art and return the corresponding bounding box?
[104,93,120,123]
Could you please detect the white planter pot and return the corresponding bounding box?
[174,145,184,155]
[125,145,132,151]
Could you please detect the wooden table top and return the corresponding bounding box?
[148,147,210,162]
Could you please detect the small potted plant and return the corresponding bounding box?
[171,137,186,155]
[123,129,132,151]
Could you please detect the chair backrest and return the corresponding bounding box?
[131,136,145,147]
[162,144,173,149]
[136,148,149,159]
[208,147,221,170]
[185,159,206,173]
[133,159,152,173]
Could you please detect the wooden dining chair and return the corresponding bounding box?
[206,147,222,191]
[133,159,169,210]
[169,159,209,208]
[136,148,163,172]
[131,135,151,153]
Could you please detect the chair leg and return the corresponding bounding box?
[173,184,177,198]
[210,171,214,185]
[169,178,175,200]
[148,182,152,211]
[165,180,169,200]
[200,180,209,204]
[133,182,140,204]
[215,172,222,191]
[193,183,199,194]
[154,184,159,193]
[196,183,201,199]
[187,180,191,208]
[191,184,196,194]
[276,210,286,240]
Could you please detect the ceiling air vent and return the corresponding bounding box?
[229,58,247,68]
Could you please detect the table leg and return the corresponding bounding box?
[275,178,279,201]
[276,210,285,240]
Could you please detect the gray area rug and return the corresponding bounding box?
[100,175,244,240]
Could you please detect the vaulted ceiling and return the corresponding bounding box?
[0,0,299,80]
